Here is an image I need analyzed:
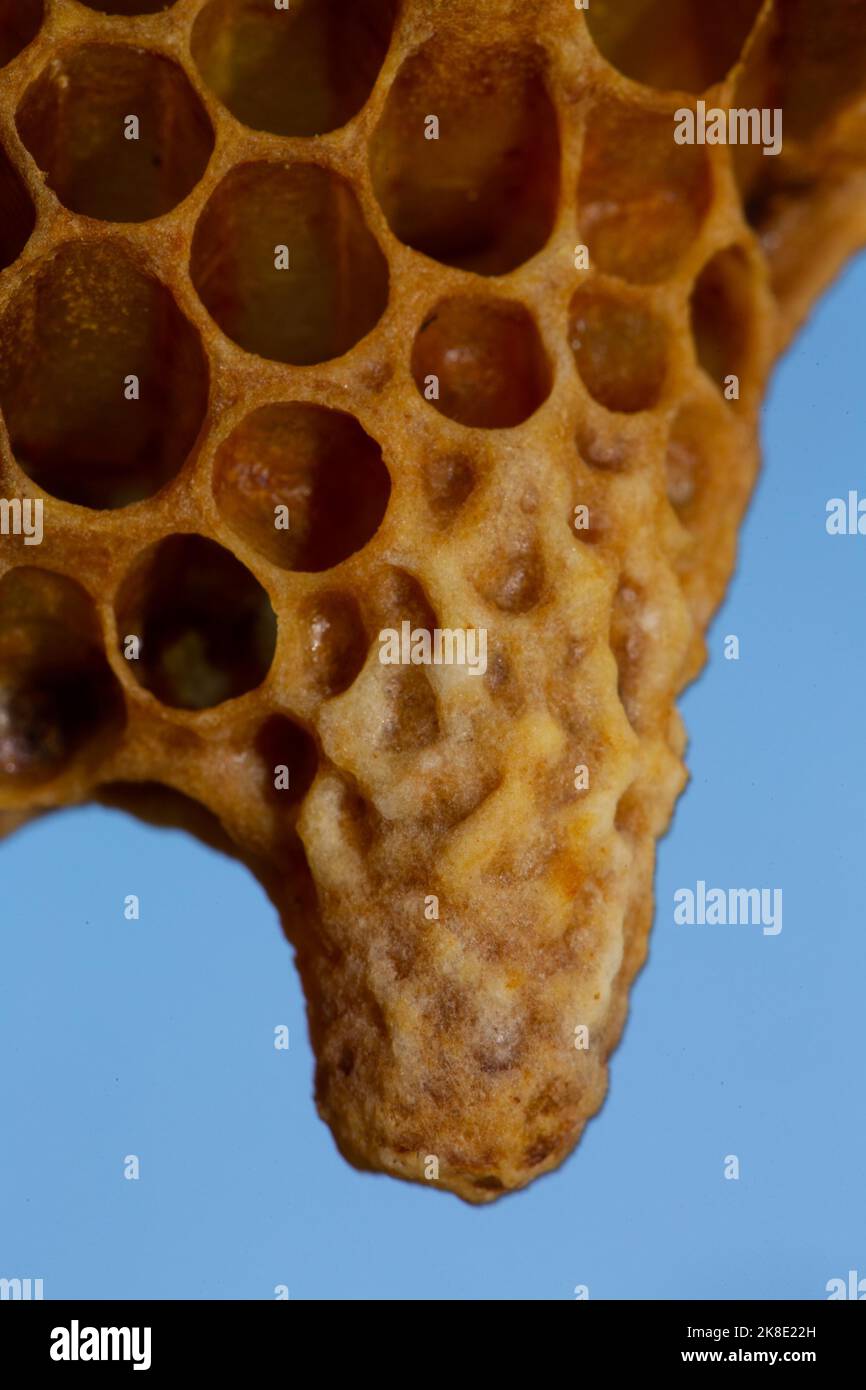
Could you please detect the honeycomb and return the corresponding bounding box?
[1,0,865,1203]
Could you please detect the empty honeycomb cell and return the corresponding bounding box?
[585,0,763,93]
[115,535,277,710]
[422,453,476,522]
[191,0,396,138]
[0,241,208,509]
[332,778,378,857]
[411,297,551,429]
[304,591,368,698]
[213,403,390,572]
[665,402,710,520]
[0,568,124,789]
[484,648,521,710]
[16,46,213,223]
[690,247,753,403]
[366,567,450,751]
[0,144,36,269]
[476,539,545,614]
[255,715,318,806]
[369,41,559,276]
[0,0,42,69]
[576,423,627,472]
[569,289,668,414]
[579,103,711,285]
[191,163,389,366]
[382,667,440,754]
[371,567,437,636]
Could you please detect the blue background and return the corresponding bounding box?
[2,257,865,1302]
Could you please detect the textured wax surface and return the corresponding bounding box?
[1,0,866,1203]
[2,253,866,1297]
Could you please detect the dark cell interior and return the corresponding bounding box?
[255,714,318,806]
[213,404,390,571]
[370,40,559,276]
[115,535,277,710]
[411,297,551,429]
[569,290,668,414]
[190,162,389,366]
[0,0,42,69]
[0,241,209,509]
[690,247,753,403]
[585,0,763,93]
[0,567,125,788]
[78,2,179,13]
[17,44,214,222]
[192,0,396,137]
[303,591,368,699]
[579,102,711,285]
[0,145,35,270]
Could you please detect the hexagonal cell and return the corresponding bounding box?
[115,535,276,710]
[576,421,628,472]
[191,0,396,137]
[0,144,35,270]
[690,247,754,402]
[381,666,440,754]
[0,567,124,789]
[0,241,208,509]
[370,566,438,636]
[579,103,711,284]
[17,46,214,223]
[475,538,545,614]
[422,453,477,522]
[366,571,442,753]
[0,0,42,69]
[255,714,318,807]
[665,402,708,521]
[359,568,442,751]
[191,163,389,366]
[303,591,368,698]
[569,289,668,413]
[411,297,551,429]
[213,404,390,572]
[370,41,559,275]
[585,0,763,93]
